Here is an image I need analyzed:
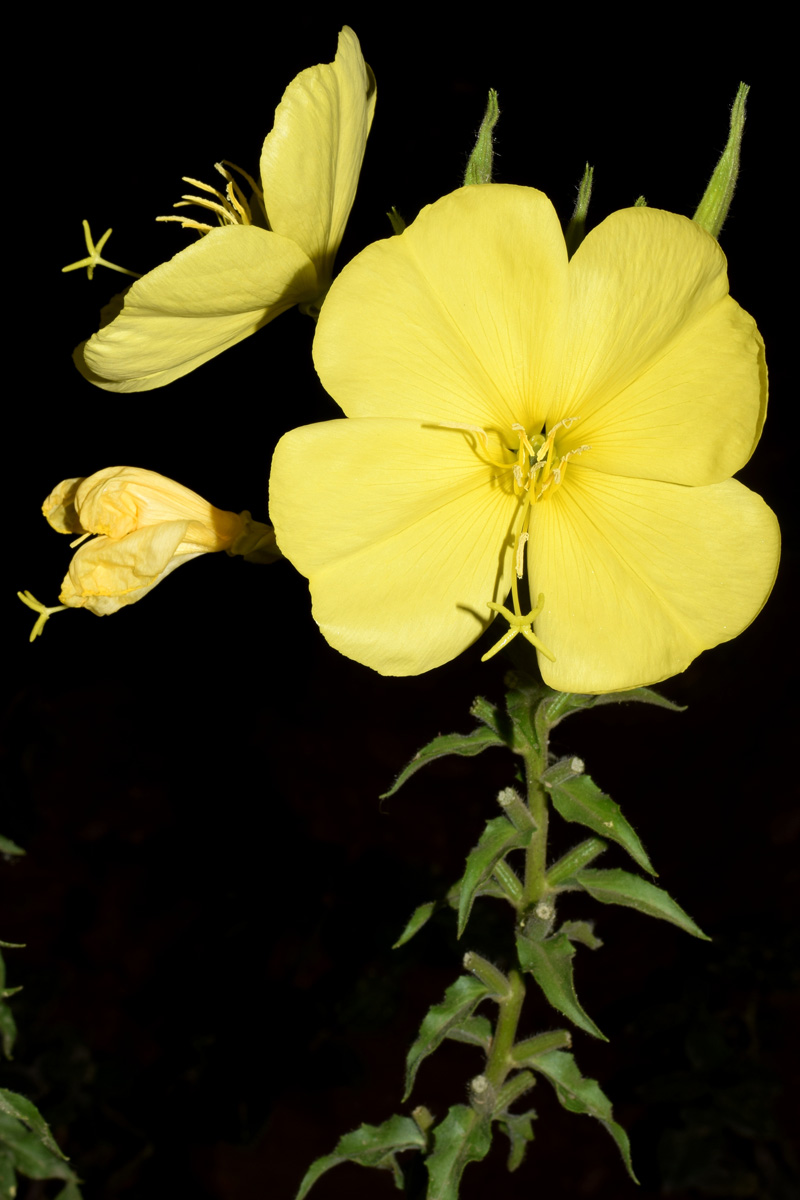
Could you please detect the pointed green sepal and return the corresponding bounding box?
[529,1050,638,1182]
[381,726,504,798]
[693,82,749,239]
[393,900,437,949]
[294,1114,426,1198]
[564,163,594,259]
[387,206,406,235]
[458,816,533,937]
[515,932,606,1040]
[634,195,648,207]
[463,90,500,186]
[425,1105,492,1199]
[576,867,710,939]
[545,769,656,875]
[404,976,490,1101]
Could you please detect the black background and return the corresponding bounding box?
[3,12,796,1199]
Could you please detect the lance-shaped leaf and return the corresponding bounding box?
[0,835,25,857]
[458,816,532,938]
[393,900,437,949]
[294,1114,426,1198]
[498,1109,536,1172]
[515,932,606,1040]
[576,868,710,939]
[538,685,684,731]
[381,726,503,799]
[425,1105,492,1200]
[444,1014,493,1052]
[546,772,655,875]
[54,1184,83,1200]
[530,1050,638,1182]
[0,1090,68,1160]
[404,976,490,1101]
[0,1111,76,1183]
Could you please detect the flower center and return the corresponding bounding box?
[437,417,591,665]
[156,161,269,235]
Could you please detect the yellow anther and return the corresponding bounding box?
[17,592,68,643]
[62,220,141,281]
[481,594,555,663]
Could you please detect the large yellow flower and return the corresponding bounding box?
[269,185,780,693]
[75,27,376,393]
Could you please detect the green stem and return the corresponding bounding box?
[483,969,525,1090]
[522,753,549,908]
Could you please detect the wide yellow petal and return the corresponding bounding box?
[77,227,317,392]
[60,522,204,614]
[313,185,569,430]
[74,467,242,547]
[553,208,766,483]
[259,26,376,284]
[527,466,780,693]
[269,419,519,674]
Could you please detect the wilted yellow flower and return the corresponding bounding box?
[269,185,780,693]
[19,468,277,638]
[74,27,376,392]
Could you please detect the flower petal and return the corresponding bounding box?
[269,419,519,674]
[74,467,242,546]
[60,522,204,614]
[313,185,569,430]
[77,227,317,392]
[528,467,780,693]
[554,208,766,483]
[259,26,376,283]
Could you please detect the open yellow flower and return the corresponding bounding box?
[269,185,780,692]
[20,468,277,636]
[74,27,376,393]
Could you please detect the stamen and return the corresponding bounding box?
[515,532,528,579]
[69,532,92,550]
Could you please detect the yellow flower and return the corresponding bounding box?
[20,468,277,637]
[74,27,376,393]
[269,185,780,693]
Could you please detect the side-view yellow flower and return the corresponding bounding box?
[20,467,277,638]
[269,185,780,693]
[74,27,376,393]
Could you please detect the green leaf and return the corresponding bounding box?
[0,1153,17,1197]
[497,1109,536,1172]
[0,1004,17,1060]
[576,868,710,939]
[393,901,436,949]
[425,1105,492,1199]
[0,1090,67,1161]
[540,686,683,729]
[458,816,532,938]
[54,1183,84,1200]
[294,1115,426,1198]
[559,920,603,951]
[547,773,655,875]
[531,1050,638,1182]
[404,976,489,1101]
[515,932,606,1040]
[0,836,25,858]
[0,1112,74,1183]
[505,686,542,757]
[380,727,504,799]
[444,1014,493,1052]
